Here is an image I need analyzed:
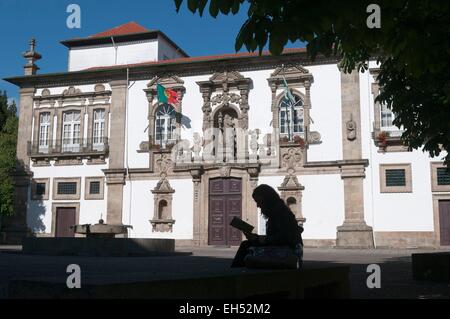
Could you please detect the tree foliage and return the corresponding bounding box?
[0,91,18,216]
[175,0,450,166]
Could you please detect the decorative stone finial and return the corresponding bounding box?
[22,38,42,76]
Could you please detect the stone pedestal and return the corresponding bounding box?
[336,222,374,248]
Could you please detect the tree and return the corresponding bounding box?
[175,0,450,167]
[0,91,18,217]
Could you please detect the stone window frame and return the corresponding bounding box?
[275,89,306,140]
[51,202,80,237]
[430,162,450,192]
[84,176,105,200]
[32,108,56,148]
[56,106,86,146]
[53,177,81,200]
[31,178,50,200]
[379,163,412,193]
[144,76,186,151]
[86,104,110,146]
[370,68,409,153]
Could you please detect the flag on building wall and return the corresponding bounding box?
[157,84,179,105]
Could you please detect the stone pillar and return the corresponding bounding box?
[103,169,126,225]
[336,70,374,248]
[2,87,35,244]
[104,80,127,225]
[247,167,260,231]
[190,168,203,246]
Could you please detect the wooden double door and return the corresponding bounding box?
[439,200,450,246]
[208,178,242,246]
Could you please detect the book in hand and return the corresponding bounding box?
[230,217,254,234]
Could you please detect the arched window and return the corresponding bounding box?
[39,112,51,151]
[93,109,105,146]
[62,111,81,151]
[155,104,177,147]
[279,92,304,140]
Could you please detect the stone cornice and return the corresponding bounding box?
[4,52,339,88]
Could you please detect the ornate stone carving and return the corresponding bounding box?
[150,175,175,233]
[192,133,203,161]
[249,129,260,159]
[155,153,173,175]
[281,147,303,172]
[278,173,306,225]
[63,86,82,96]
[41,89,50,96]
[346,114,357,141]
[211,92,241,107]
[219,165,232,177]
[307,131,322,144]
[94,84,106,92]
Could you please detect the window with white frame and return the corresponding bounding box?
[93,109,105,148]
[39,113,51,151]
[155,104,177,147]
[62,111,81,151]
[380,104,394,128]
[279,93,304,140]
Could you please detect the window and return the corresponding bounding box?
[431,163,450,192]
[36,183,46,196]
[62,111,81,152]
[93,109,105,146]
[89,181,100,194]
[39,113,51,151]
[155,104,177,147]
[385,169,406,187]
[380,104,394,128]
[279,93,304,140]
[85,177,104,200]
[53,178,81,200]
[380,164,412,193]
[437,168,450,186]
[31,178,49,200]
[57,182,77,195]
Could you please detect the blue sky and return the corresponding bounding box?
[0,0,303,103]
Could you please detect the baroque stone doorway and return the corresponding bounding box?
[208,178,242,246]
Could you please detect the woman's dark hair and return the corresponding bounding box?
[252,184,283,217]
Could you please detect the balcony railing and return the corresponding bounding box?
[27,138,109,157]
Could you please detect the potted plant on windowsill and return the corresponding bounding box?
[293,135,306,148]
[377,131,389,148]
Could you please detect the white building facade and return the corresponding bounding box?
[5,22,450,248]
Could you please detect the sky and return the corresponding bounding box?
[0,0,303,103]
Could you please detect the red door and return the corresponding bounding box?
[55,207,76,237]
[439,200,450,246]
[209,178,242,246]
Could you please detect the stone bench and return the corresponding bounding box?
[22,238,175,257]
[412,252,450,282]
[7,266,350,299]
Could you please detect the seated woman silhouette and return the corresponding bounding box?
[231,184,304,268]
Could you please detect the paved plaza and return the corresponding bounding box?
[1,246,449,299]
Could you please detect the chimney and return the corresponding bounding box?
[22,38,41,76]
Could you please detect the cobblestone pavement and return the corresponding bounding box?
[1,246,449,299]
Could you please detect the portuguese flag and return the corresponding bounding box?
[157,84,179,105]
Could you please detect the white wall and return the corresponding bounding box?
[28,162,108,234]
[68,40,158,71]
[122,179,194,239]
[360,67,446,233]
[158,36,186,60]
[305,64,343,162]
[257,174,344,240]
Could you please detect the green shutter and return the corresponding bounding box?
[437,168,450,186]
[385,169,406,187]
